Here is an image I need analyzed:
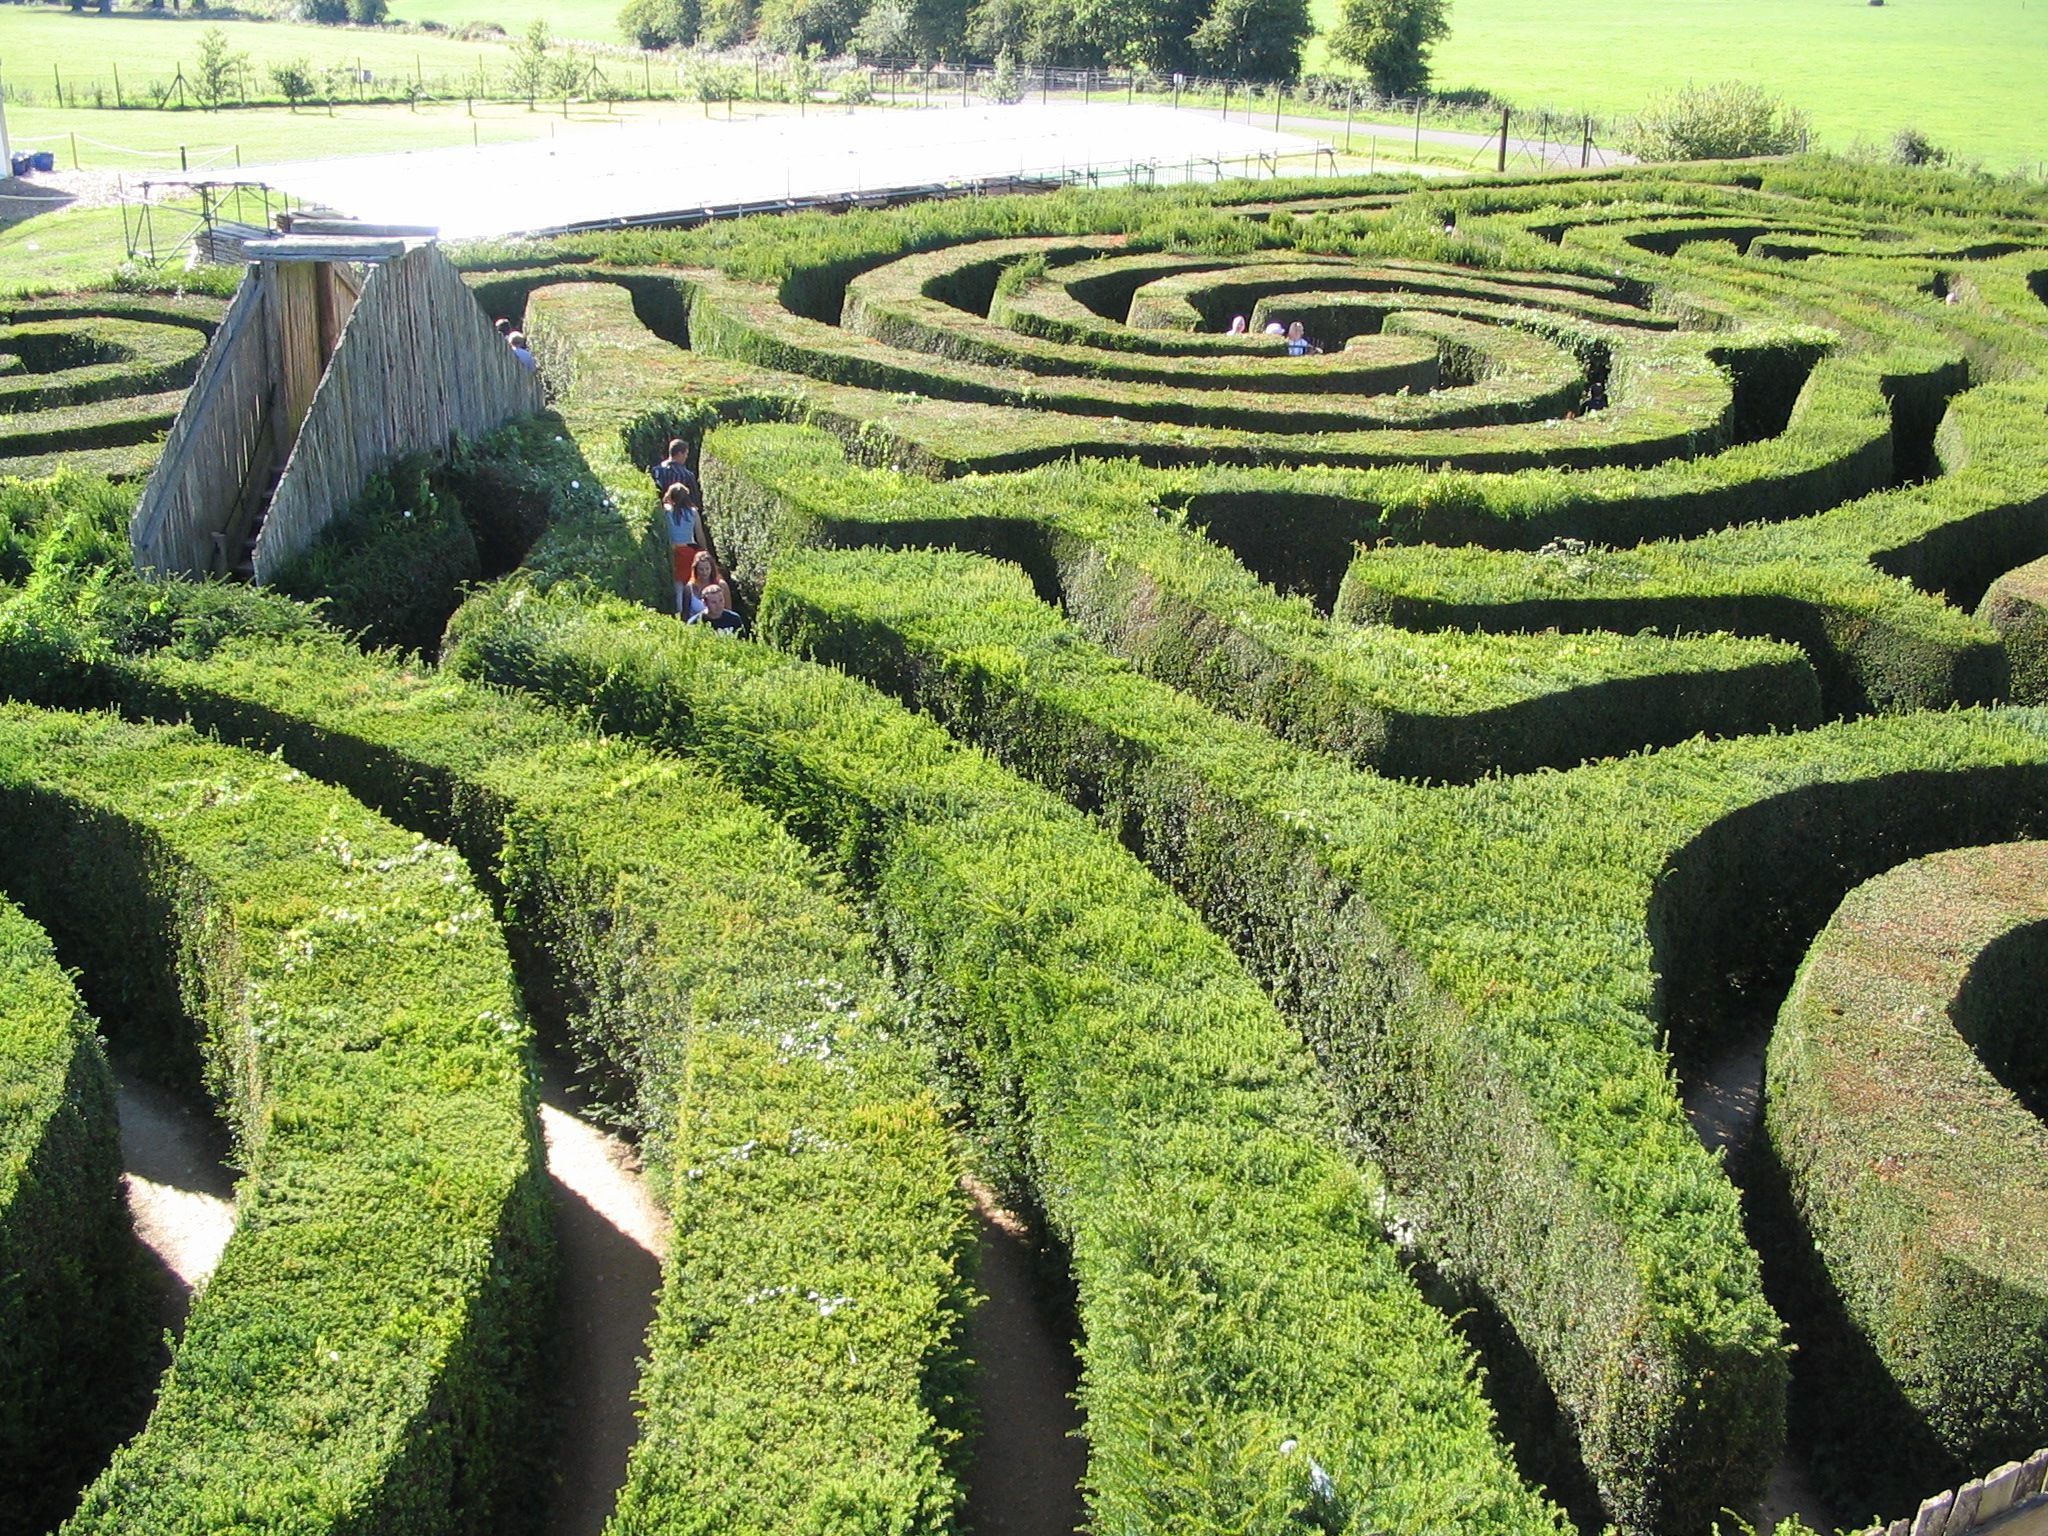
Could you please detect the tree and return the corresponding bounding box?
[1071,0,1205,72]
[350,0,387,21]
[618,0,701,48]
[1189,0,1312,79]
[966,0,1083,66]
[270,57,317,110]
[194,25,248,110]
[1326,0,1447,96]
[1617,81,1808,161]
[759,0,866,55]
[509,18,553,101]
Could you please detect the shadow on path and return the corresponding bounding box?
[962,1177,1087,1536]
[536,1059,670,1536]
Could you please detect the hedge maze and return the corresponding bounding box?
[4,157,2048,1535]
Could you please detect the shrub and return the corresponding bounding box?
[441,579,1572,1536]
[1618,82,1810,162]
[0,897,145,1536]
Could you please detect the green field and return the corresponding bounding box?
[1308,0,2048,171]
[385,0,625,42]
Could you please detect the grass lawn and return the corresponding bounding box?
[0,204,139,295]
[0,8,550,103]
[1306,0,2048,171]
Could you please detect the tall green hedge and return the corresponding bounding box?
[0,896,142,1536]
[1766,842,2048,1505]
[440,578,1572,1536]
[0,705,549,1536]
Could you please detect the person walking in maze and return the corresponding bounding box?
[1285,321,1321,357]
[679,549,724,622]
[663,482,706,617]
[689,581,744,633]
[651,438,698,501]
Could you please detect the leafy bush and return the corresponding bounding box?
[0,897,145,1536]
[1618,81,1810,162]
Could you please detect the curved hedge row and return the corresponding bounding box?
[440,578,1575,1536]
[33,608,980,1536]
[0,295,222,481]
[1767,842,2048,1487]
[0,895,139,1536]
[741,536,2048,1535]
[700,420,1820,780]
[0,705,547,1535]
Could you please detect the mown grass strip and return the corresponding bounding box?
[0,704,547,1536]
[441,578,1571,1536]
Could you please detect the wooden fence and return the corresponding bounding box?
[130,241,539,582]
[251,244,540,581]
[1861,1450,2048,1536]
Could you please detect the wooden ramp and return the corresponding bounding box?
[130,234,542,582]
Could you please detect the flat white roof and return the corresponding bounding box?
[155,103,1320,239]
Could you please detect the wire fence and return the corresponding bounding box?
[1,46,1620,163]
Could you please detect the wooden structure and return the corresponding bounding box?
[130,235,541,582]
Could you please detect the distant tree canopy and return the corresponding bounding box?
[622,0,1311,75]
[1326,0,1447,95]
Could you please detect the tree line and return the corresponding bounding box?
[618,0,1450,92]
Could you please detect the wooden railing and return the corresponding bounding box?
[1860,1451,2048,1536]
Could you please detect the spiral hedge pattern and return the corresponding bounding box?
[3,157,2048,1536]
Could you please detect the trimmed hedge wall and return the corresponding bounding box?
[0,896,142,1536]
[743,539,2048,1534]
[701,421,1821,781]
[0,705,549,1536]
[440,578,1574,1536]
[1766,842,2048,1497]
[1334,374,2048,715]
[1977,555,2048,705]
[18,597,979,1536]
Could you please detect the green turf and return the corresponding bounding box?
[1307,0,2048,171]
[0,207,139,297]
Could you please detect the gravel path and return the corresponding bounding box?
[114,1067,236,1338]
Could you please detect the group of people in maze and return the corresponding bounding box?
[653,439,744,631]
[1226,314,1322,355]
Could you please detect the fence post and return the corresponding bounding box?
[1497,106,1509,173]
[113,62,122,109]
[179,144,188,171]
[70,131,79,169]
[1582,115,1591,168]
[1221,79,1230,119]
[1274,87,1281,130]
[1041,67,1048,104]
[1414,95,1423,156]
[1345,95,1353,152]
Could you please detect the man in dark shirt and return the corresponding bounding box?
[688,581,744,633]
[652,439,698,500]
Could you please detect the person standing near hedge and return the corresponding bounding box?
[663,482,705,617]
[651,439,698,501]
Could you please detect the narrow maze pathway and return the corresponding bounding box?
[114,1065,236,1340]
[536,1058,671,1536]
[962,1177,1088,1536]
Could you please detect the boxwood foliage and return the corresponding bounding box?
[439,578,1572,1536]
[1333,373,2048,716]
[1766,842,2048,1503]
[22,598,978,1536]
[0,705,549,1536]
[0,895,145,1536]
[743,540,2048,1534]
[699,421,1820,781]
[1978,555,2048,704]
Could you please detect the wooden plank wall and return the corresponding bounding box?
[128,271,270,576]
[250,244,544,583]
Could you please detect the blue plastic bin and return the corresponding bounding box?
[30,152,56,173]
